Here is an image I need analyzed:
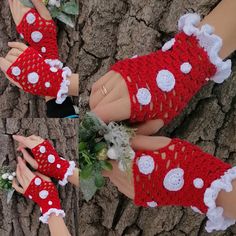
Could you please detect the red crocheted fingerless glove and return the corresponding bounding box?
[111,14,231,124]
[6,47,71,104]
[17,8,59,59]
[31,140,76,186]
[24,176,65,223]
[133,138,236,232]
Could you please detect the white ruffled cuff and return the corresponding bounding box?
[44,59,71,104]
[39,208,65,224]
[59,161,76,186]
[178,13,232,83]
[204,166,236,232]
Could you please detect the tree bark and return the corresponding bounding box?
[0,118,79,236]
[0,0,79,118]
[79,0,236,235]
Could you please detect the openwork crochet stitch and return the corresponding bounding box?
[24,176,65,223]
[17,8,59,59]
[133,138,236,232]
[31,140,75,186]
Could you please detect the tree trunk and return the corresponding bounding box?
[0,0,79,118]
[79,0,236,235]
[0,118,79,236]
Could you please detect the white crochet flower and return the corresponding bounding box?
[156,69,176,92]
[180,62,192,74]
[147,201,158,208]
[163,168,184,191]
[137,155,155,175]
[107,147,118,160]
[136,88,152,105]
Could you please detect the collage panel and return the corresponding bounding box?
[0,118,79,236]
[78,0,236,235]
[0,0,79,118]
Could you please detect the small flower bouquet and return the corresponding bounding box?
[19,0,79,27]
[79,112,136,201]
[0,167,16,203]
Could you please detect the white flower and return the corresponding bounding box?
[48,0,61,8]
[8,175,14,181]
[118,160,126,171]
[2,173,9,180]
[107,147,118,160]
[12,172,16,177]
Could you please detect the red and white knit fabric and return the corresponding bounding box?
[17,8,59,59]
[31,140,75,186]
[111,13,232,125]
[24,176,65,223]
[133,138,236,232]
[6,47,71,104]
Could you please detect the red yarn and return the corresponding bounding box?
[31,140,70,181]
[17,8,59,59]
[111,33,217,124]
[24,176,62,215]
[6,47,63,98]
[133,138,231,213]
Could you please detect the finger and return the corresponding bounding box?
[0,57,11,72]
[8,48,22,57]
[18,156,35,181]
[28,135,44,142]
[8,42,27,52]
[135,119,164,135]
[13,135,35,149]
[8,0,13,12]
[12,179,24,194]
[92,97,131,123]
[20,148,38,169]
[5,54,17,64]
[31,0,51,20]
[35,172,51,182]
[131,135,171,151]
[90,76,121,109]
[16,163,24,187]
[91,71,118,95]
[95,79,127,108]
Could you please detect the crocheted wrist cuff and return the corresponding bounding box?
[110,13,232,124]
[178,13,232,83]
[32,140,75,184]
[133,138,235,232]
[17,8,59,59]
[24,176,65,224]
[6,48,70,103]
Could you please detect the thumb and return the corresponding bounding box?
[20,148,38,169]
[0,57,11,73]
[131,135,171,151]
[31,0,52,20]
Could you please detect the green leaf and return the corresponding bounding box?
[94,142,107,153]
[94,174,105,188]
[56,12,74,28]
[19,0,34,8]
[80,165,93,179]
[80,177,98,202]
[100,161,113,171]
[62,1,79,15]
[79,142,87,151]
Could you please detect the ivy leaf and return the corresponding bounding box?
[80,177,98,202]
[62,1,78,15]
[56,12,74,28]
[19,0,34,8]
[100,161,113,171]
[94,173,105,188]
[80,165,93,179]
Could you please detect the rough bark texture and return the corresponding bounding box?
[0,118,79,236]
[79,0,236,235]
[0,1,79,118]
